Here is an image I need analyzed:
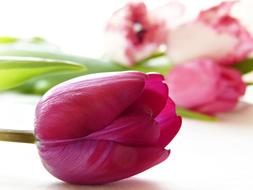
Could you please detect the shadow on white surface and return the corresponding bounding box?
[46,178,165,190]
[218,102,253,127]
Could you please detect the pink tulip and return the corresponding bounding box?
[35,71,181,184]
[104,2,168,66]
[167,1,253,65]
[167,59,246,115]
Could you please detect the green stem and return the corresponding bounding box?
[136,52,166,65]
[0,129,35,144]
[233,58,253,74]
[246,82,253,86]
[176,107,218,122]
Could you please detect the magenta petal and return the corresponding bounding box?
[125,73,168,117]
[85,112,160,146]
[35,72,146,140]
[39,140,169,184]
[156,98,181,148]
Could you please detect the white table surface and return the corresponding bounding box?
[0,0,253,189]
[0,87,252,190]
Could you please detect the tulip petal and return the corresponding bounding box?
[219,67,246,97]
[198,1,253,65]
[194,99,237,115]
[35,72,146,140]
[198,1,235,21]
[104,2,168,65]
[125,73,168,117]
[168,21,237,64]
[156,98,181,148]
[85,112,160,146]
[167,59,220,108]
[39,139,169,184]
[194,67,246,114]
[168,1,253,65]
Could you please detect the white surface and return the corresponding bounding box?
[0,92,253,190]
[0,0,253,189]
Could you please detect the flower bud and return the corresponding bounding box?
[35,71,181,184]
[167,59,246,115]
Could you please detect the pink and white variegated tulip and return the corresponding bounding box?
[104,2,168,66]
[167,1,253,65]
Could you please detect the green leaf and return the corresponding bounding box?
[136,52,166,65]
[0,37,61,55]
[28,37,46,44]
[11,71,85,95]
[131,56,172,76]
[0,57,86,91]
[0,49,172,95]
[176,107,218,122]
[0,36,46,45]
[131,63,172,76]
[0,37,19,44]
[0,50,126,94]
[0,50,126,71]
[233,58,253,74]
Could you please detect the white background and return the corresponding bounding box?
[0,0,253,190]
[0,0,252,57]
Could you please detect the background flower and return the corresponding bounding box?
[167,59,246,115]
[167,1,253,65]
[35,71,181,184]
[104,2,168,66]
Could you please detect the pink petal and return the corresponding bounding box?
[167,59,219,108]
[198,1,235,21]
[125,73,168,117]
[196,67,246,114]
[167,21,237,64]
[194,99,237,115]
[219,66,246,97]
[39,140,169,184]
[35,72,146,141]
[198,1,253,65]
[104,2,167,65]
[187,65,246,114]
[167,1,253,65]
[156,98,182,148]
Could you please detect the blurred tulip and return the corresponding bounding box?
[35,71,181,184]
[167,1,253,65]
[167,59,246,115]
[104,2,168,66]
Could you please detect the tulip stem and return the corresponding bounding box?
[176,107,218,122]
[0,129,35,144]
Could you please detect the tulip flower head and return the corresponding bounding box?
[104,2,168,66]
[167,1,253,65]
[167,59,246,115]
[35,71,181,184]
